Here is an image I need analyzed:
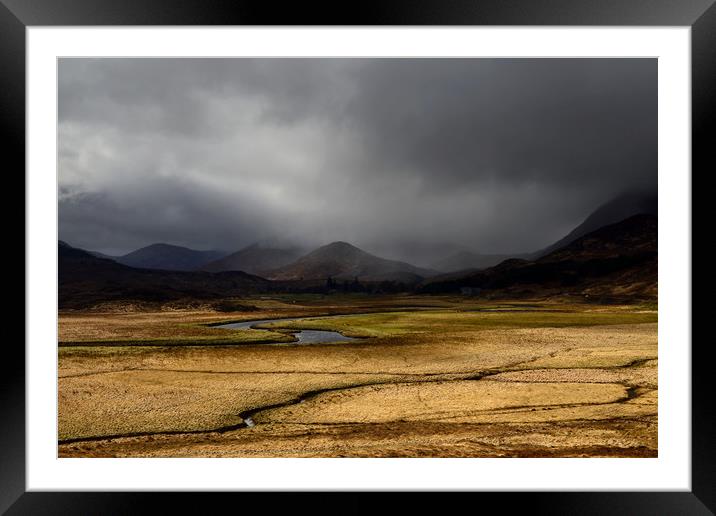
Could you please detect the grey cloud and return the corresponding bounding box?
[58,58,656,258]
[340,59,656,193]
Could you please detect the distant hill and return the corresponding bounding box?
[420,214,657,301]
[265,241,439,282]
[362,240,469,270]
[115,243,226,271]
[533,190,657,258]
[87,250,119,261]
[431,250,530,273]
[59,241,128,273]
[59,241,269,308]
[202,243,304,275]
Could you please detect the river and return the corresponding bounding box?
[214,316,357,344]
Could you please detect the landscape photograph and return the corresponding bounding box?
[58,58,657,458]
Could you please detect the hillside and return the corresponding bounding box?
[59,242,270,308]
[420,214,657,301]
[265,241,438,282]
[202,244,303,275]
[116,243,226,271]
[534,190,657,258]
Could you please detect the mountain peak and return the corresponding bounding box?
[266,241,437,282]
[324,241,357,249]
[308,241,369,261]
[321,241,361,252]
[142,243,186,251]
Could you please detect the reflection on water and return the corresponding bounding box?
[293,329,356,344]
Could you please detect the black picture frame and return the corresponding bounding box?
[6,0,712,513]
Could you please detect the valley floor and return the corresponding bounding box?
[57,295,657,458]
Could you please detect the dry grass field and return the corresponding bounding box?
[58,295,657,457]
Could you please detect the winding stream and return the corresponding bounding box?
[215,316,357,345]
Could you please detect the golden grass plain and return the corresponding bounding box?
[58,295,657,457]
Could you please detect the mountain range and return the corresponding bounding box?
[83,190,657,278]
[62,190,658,305]
[58,241,268,308]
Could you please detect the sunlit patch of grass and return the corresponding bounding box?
[59,345,167,358]
[256,380,629,425]
[57,296,658,455]
[58,329,295,347]
[262,308,658,338]
[58,294,478,346]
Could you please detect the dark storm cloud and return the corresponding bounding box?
[343,60,656,191]
[58,58,656,258]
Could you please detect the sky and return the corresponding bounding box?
[58,58,657,260]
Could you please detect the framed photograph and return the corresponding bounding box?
[9,0,712,512]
